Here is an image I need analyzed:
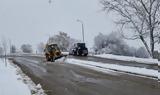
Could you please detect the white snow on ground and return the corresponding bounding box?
[158,61,160,66]
[0,59,46,95]
[66,58,159,79]
[62,52,69,55]
[94,54,159,64]
[0,59,31,95]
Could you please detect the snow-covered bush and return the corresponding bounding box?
[94,32,150,58]
[94,32,133,56]
[37,42,45,54]
[68,38,80,51]
[10,45,16,53]
[135,47,150,58]
[94,33,107,50]
[0,46,3,55]
[21,44,33,53]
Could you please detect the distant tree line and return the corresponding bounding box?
[0,32,79,54]
[21,44,33,53]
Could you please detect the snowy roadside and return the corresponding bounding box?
[0,59,46,95]
[66,58,159,79]
[94,54,159,65]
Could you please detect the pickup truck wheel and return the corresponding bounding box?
[73,52,77,56]
[84,54,88,56]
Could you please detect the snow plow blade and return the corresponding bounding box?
[54,54,67,60]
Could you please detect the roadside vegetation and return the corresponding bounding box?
[100,0,160,58]
[94,32,149,58]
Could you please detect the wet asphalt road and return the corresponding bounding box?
[11,56,160,95]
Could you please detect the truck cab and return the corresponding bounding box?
[70,43,88,56]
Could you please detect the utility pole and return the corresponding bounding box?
[77,19,85,43]
[9,39,12,54]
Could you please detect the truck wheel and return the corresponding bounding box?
[84,54,88,56]
[73,52,77,56]
[79,53,82,56]
[77,51,80,56]
[78,51,82,56]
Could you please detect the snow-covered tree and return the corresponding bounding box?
[1,37,8,56]
[10,45,16,53]
[21,44,33,53]
[0,46,3,55]
[128,47,137,57]
[68,38,80,50]
[94,32,133,56]
[48,32,70,51]
[101,0,160,57]
[48,32,79,51]
[135,47,150,58]
[37,42,45,54]
[94,33,107,50]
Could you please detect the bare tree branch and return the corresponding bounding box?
[101,0,160,57]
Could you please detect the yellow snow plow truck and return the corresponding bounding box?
[44,43,63,62]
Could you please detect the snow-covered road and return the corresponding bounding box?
[10,56,160,95]
[66,58,159,79]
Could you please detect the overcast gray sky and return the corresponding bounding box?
[0,0,150,51]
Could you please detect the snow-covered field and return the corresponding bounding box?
[0,59,46,95]
[66,58,159,79]
[94,54,159,65]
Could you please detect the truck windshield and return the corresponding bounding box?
[78,43,85,48]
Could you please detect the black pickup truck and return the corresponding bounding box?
[69,43,88,56]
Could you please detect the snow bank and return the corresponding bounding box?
[0,59,46,95]
[62,52,69,55]
[0,59,31,95]
[94,54,159,64]
[66,58,159,79]
[13,63,46,95]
